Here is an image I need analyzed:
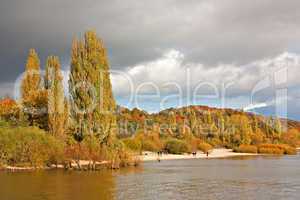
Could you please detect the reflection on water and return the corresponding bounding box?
[0,170,115,200]
[1,154,300,200]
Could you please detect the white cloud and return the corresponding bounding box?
[243,103,268,111]
[112,50,300,94]
[111,49,300,114]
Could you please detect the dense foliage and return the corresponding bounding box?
[233,145,258,153]
[197,142,213,154]
[257,144,297,155]
[117,106,300,155]
[69,31,116,144]
[164,139,189,154]
[0,126,64,167]
[45,56,66,137]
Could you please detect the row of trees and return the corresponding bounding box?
[0,31,133,168]
[20,31,116,142]
[21,49,67,137]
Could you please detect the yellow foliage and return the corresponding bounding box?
[281,129,300,147]
[234,144,257,153]
[198,142,213,153]
[258,144,296,155]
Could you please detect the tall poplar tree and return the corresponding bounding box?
[21,49,48,128]
[45,56,65,137]
[69,31,116,144]
[21,49,41,103]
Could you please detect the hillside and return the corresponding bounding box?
[117,105,300,151]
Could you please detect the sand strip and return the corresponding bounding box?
[140,148,258,162]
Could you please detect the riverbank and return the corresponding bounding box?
[140,148,258,162]
[0,160,110,172]
[2,148,298,171]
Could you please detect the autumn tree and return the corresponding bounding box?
[21,49,48,128]
[251,128,264,145]
[272,118,282,141]
[63,99,70,133]
[45,56,65,137]
[217,112,226,143]
[69,31,117,144]
[281,128,300,147]
[189,110,197,132]
[21,49,41,102]
[230,114,252,145]
[0,98,20,122]
[240,115,252,144]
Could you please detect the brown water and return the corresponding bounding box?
[1,154,300,200]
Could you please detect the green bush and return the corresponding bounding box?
[164,139,189,154]
[122,138,142,152]
[105,139,138,169]
[0,126,64,167]
[0,120,10,127]
[198,142,213,153]
[142,140,160,152]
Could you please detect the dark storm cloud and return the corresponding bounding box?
[1,0,300,98]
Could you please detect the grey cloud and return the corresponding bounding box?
[1,0,300,119]
[1,1,300,72]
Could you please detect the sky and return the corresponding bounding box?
[0,0,300,120]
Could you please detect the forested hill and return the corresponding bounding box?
[117,105,300,148]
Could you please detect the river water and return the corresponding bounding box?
[1,154,300,200]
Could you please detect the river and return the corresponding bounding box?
[1,153,300,200]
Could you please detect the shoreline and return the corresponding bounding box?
[140,148,259,162]
[2,148,298,171]
[0,160,110,172]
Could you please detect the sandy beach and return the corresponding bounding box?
[140,148,258,162]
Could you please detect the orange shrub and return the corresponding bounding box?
[258,144,296,155]
[234,145,257,153]
[258,147,284,155]
[251,129,265,145]
[281,129,300,147]
[198,142,213,153]
[0,98,20,120]
[165,139,189,154]
[283,146,297,155]
[208,138,223,147]
[191,138,203,151]
[143,140,161,152]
